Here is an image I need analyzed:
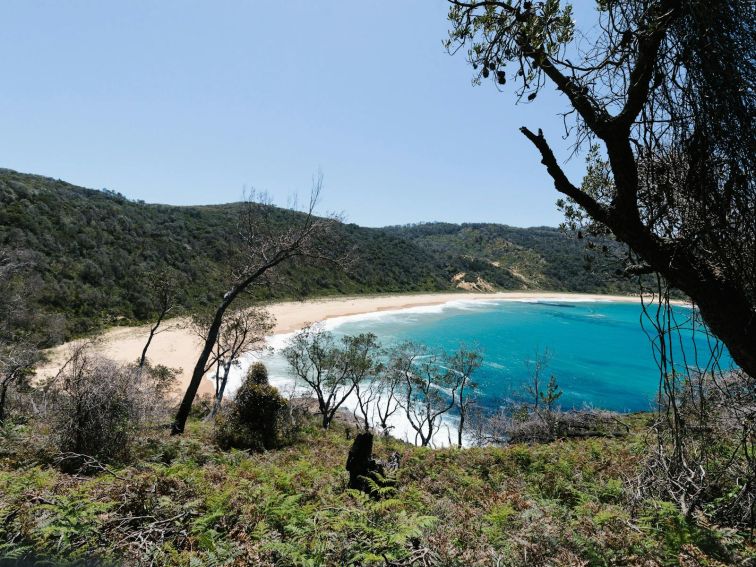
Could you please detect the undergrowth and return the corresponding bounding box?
[0,414,752,566]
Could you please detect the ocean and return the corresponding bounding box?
[227,298,734,444]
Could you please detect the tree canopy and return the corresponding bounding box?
[447,0,756,377]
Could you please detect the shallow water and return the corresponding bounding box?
[246,299,733,415]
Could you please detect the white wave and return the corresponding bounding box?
[516,297,599,304]
[319,303,449,331]
[214,294,642,448]
[298,295,634,336]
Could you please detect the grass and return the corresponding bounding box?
[0,414,752,566]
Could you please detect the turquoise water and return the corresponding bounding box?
[302,300,734,413]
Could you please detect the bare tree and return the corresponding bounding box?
[192,306,274,417]
[0,342,37,424]
[283,326,380,429]
[41,343,177,470]
[448,345,482,448]
[172,175,344,434]
[393,343,461,447]
[138,268,182,370]
[523,348,551,412]
[446,0,756,379]
[371,360,403,436]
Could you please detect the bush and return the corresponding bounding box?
[246,361,269,385]
[44,344,173,471]
[214,364,289,451]
[51,355,137,469]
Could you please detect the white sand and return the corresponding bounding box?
[34,291,667,396]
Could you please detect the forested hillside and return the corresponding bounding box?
[385,223,637,294]
[0,169,635,339]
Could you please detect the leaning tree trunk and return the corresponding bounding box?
[171,254,290,435]
[138,309,167,369]
[171,292,235,434]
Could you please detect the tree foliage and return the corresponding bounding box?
[190,306,274,416]
[283,325,382,429]
[447,0,756,377]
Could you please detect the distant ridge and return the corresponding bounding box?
[0,168,636,340]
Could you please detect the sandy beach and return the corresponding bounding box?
[34,291,666,396]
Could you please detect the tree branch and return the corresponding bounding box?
[525,48,611,137]
[519,127,610,225]
[611,0,682,130]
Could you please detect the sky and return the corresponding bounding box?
[0,1,593,228]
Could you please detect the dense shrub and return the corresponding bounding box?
[52,356,138,469]
[214,364,290,451]
[43,345,175,471]
[246,361,269,385]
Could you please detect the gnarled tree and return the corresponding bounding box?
[138,267,184,370]
[446,0,755,378]
[171,175,344,434]
[191,306,274,417]
[283,325,381,429]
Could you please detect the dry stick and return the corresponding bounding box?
[138,308,169,370]
[55,451,128,481]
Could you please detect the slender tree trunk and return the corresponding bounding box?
[214,360,222,398]
[211,362,232,417]
[139,310,166,369]
[457,380,467,448]
[172,293,233,434]
[457,409,465,448]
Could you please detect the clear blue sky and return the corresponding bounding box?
[1,1,592,227]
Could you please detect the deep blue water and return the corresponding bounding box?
[306,300,734,413]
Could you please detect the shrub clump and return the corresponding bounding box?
[214,363,289,451]
[246,361,269,385]
[43,346,175,471]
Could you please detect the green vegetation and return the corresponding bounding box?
[446,0,756,380]
[0,168,635,342]
[384,222,638,294]
[1,414,751,566]
[214,364,291,451]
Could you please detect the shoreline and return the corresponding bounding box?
[34,291,688,396]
